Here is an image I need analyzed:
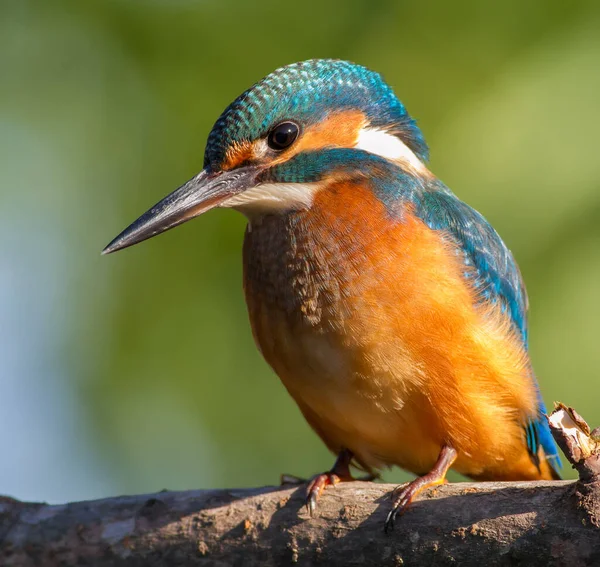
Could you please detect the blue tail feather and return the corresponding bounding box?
[526,399,561,479]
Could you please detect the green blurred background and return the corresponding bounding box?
[1,0,599,503]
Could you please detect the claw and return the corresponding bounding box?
[384,483,412,533]
[384,508,397,533]
[305,472,340,515]
[307,490,318,517]
[383,445,457,533]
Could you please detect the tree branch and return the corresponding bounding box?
[1,404,599,566]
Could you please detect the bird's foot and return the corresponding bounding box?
[384,444,457,533]
[280,450,377,516]
[305,470,377,516]
[300,449,376,516]
[305,471,346,516]
[384,476,439,533]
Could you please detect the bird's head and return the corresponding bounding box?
[103,59,428,254]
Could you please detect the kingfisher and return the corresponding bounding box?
[103,59,561,530]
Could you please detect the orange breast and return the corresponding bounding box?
[243,180,542,479]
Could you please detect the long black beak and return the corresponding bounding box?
[102,165,258,254]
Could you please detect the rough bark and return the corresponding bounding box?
[1,404,599,567]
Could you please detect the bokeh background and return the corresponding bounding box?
[1,0,599,504]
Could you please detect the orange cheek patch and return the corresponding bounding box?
[289,109,367,155]
[221,109,367,170]
[222,140,255,171]
[269,109,367,167]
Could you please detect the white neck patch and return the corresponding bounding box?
[221,182,320,216]
[355,127,425,172]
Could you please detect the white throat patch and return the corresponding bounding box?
[221,182,320,216]
[355,127,425,172]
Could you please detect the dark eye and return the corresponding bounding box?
[267,121,300,150]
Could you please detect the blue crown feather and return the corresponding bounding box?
[204,59,428,169]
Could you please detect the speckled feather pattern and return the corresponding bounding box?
[204,60,428,170]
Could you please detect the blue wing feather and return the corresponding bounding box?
[414,184,561,477]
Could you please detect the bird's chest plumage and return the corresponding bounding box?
[243,188,406,382]
[242,185,445,470]
[243,209,361,332]
[243,209,367,397]
[241,183,535,475]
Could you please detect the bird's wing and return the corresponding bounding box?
[414,185,561,477]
